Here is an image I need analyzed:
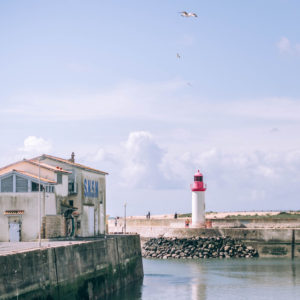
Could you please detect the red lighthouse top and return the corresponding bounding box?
[190,170,206,192]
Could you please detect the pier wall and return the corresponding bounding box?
[109,219,300,258]
[109,217,300,230]
[0,235,143,299]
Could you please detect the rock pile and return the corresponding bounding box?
[142,236,258,259]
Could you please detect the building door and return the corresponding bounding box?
[100,203,105,234]
[88,206,95,236]
[9,223,20,242]
[95,209,99,235]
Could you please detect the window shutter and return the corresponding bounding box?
[1,176,13,192]
[16,176,28,192]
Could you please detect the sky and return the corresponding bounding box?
[1,0,300,217]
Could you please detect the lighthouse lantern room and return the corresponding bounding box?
[190,170,207,228]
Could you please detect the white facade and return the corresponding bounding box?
[0,166,69,241]
[191,191,206,228]
[0,154,107,241]
[39,154,107,237]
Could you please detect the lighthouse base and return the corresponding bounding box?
[190,221,206,229]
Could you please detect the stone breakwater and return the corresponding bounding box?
[142,237,259,259]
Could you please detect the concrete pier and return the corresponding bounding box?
[109,218,300,258]
[0,235,143,299]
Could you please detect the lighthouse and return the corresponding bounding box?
[190,170,207,228]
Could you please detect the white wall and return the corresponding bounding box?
[54,174,68,197]
[81,170,106,235]
[0,191,58,242]
[0,193,40,241]
[45,193,56,215]
[192,191,206,228]
[39,157,107,236]
[81,205,95,237]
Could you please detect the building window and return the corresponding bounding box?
[57,173,62,184]
[1,176,13,192]
[16,176,28,192]
[68,182,74,192]
[31,182,42,192]
[46,186,54,193]
[194,176,203,182]
[69,200,74,207]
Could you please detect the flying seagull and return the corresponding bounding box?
[179,11,198,18]
[176,53,181,59]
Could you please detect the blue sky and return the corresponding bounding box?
[1,1,300,216]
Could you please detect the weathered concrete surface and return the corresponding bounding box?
[109,217,300,258]
[209,218,300,229]
[0,235,143,299]
[109,217,300,231]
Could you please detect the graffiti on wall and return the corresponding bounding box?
[84,179,99,198]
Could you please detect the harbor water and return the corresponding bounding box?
[108,258,300,300]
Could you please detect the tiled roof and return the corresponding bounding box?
[28,160,71,173]
[39,154,108,175]
[0,169,57,184]
[0,159,70,174]
[4,210,24,215]
[14,170,57,183]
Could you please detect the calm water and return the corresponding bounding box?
[107,258,300,300]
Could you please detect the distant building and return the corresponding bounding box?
[0,153,108,242]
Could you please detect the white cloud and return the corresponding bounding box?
[277,36,291,53]
[277,37,300,55]
[87,131,178,189]
[87,132,300,211]
[1,81,300,136]
[0,79,187,122]
[19,136,52,155]
[121,131,167,188]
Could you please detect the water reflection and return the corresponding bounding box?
[107,258,300,300]
[189,262,207,300]
[291,261,297,286]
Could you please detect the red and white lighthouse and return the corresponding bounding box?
[190,170,207,228]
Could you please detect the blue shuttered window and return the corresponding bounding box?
[16,176,28,192]
[1,176,13,192]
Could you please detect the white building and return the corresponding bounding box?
[0,153,108,241]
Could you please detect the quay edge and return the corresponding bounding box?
[0,235,143,300]
[110,218,300,258]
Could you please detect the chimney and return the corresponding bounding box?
[69,152,75,163]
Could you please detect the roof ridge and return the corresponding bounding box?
[0,158,70,174]
[40,154,108,175]
[29,159,71,173]
[0,169,56,184]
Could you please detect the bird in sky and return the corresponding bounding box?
[176,53,181,59]
[179,11,198,18]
